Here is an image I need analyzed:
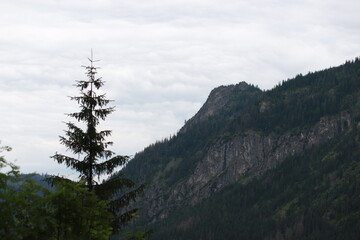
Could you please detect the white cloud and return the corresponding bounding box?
[0,0,359,175]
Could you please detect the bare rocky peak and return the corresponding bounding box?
[180,82,250,133]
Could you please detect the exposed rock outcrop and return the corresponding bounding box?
[140,111,352,222]
[180,83,249,133]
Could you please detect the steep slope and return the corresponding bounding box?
[151,124,360,240]
[121,58,360,234]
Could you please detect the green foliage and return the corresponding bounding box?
[1,143,112,240]
[48,179,113,240]
[117,228,153,240]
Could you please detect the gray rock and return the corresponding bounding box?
[138,112,352,222]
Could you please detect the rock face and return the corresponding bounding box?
[140,111,352,222]
[180,83,240,133]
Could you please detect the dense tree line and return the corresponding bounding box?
[1,143,113,240]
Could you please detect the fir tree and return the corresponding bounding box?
[51,52,145,233]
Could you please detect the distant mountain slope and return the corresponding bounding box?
[120,58,360,238]
[151,124,360,240]
[8,173,52,191]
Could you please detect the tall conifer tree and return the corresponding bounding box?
[52,52,144,232]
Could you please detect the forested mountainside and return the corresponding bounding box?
[151,125,360,240]
[120,58,360,239]
[5,172,51,190]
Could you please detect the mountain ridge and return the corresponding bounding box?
[180,82,252,133]
[120,57,360,238]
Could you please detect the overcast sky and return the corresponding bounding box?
[0,0,359,177]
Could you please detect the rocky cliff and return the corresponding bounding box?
[138,111,353,222]
[179,84,236,133]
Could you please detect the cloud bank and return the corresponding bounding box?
[0,0,359,176]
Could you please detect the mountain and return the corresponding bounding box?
[7,173,52,191]
[120,58,360,239]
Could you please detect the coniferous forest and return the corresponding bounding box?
[1,57,360,239]
[122,58,360,240]
[149,124,360,240]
